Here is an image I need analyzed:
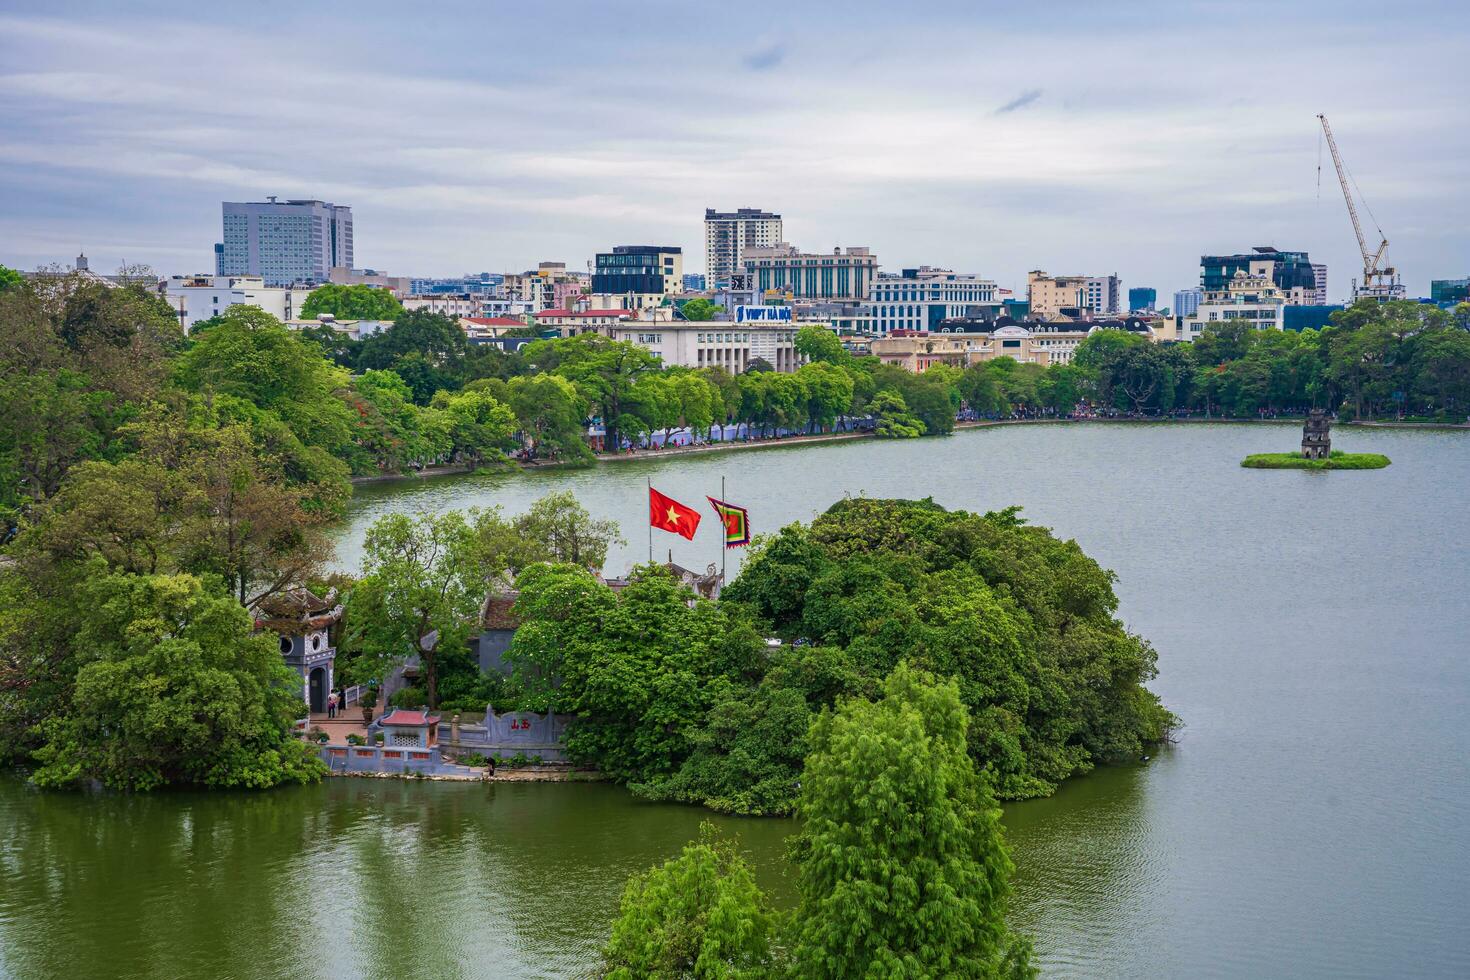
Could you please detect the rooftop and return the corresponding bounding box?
[379,709,441,727]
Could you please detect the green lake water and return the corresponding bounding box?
[3,423,1468,978]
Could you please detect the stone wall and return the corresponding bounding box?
[440,706,572,762]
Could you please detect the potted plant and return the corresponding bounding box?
[361,686,377,724]
[311,727,330,745]
[346,733,365,746]
[372,732,385,747]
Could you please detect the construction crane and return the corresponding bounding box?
[1317,113,1404,302]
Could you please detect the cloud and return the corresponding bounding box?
[994,88,1044,115]
[742,44,786,71]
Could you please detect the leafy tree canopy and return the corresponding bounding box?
[299,283,403,321]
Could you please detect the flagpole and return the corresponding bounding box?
[720,475,727,586]
[647,476,653,565]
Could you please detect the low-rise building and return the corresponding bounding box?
[161,274,313,332]
[741,244,877,302]
[329,266,412,296]
[1027,271,1091,318]
[865,267,999,335]
[872,323,1147,372]
[597,321,807,373]
[400,293,482,318]
[1180,268,1287,340]
[460,316,531,342]
[534,308,633,337]
[592,245,683,310]
[284,315,393,340]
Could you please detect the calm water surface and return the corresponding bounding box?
[3,423,1467,978]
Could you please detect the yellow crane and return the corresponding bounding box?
[1317,113,1404,301]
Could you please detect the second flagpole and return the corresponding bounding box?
[647,475,653,565]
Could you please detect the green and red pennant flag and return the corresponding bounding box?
[649,486,701,540]
[707,496,751,547]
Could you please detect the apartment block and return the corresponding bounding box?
[704,207,782,288]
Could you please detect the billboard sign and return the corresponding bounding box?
[735,305,792,323]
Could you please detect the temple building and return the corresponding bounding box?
[254,589,344,713]
[1302,409,1332,459]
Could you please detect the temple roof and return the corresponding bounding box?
[379,709,441,727]
[253,588,343,633]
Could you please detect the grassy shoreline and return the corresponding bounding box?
[349,415,1445,486]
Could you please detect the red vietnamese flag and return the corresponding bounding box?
[649,487,701,540]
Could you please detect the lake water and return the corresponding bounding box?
[3,423,1468,978]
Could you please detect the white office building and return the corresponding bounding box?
[865,267,999,335]
[216,197,353,286]
[598,321,806,373]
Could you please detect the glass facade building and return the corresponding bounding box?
[1200,247,1317,300]
[592,246,681,296]
[1430,278,1469,305]
[1128,286,1158,311]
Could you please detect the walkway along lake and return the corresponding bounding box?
[3,423,1467,978]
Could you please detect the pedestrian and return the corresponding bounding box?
[327,690,337,719]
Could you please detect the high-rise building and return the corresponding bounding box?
[742,244,877,302]
[1173,288,1202,317]
[591,246,683,309]
[865,267,999,335]
[1084,275,1122,315]
[1199,247,1318,305]
[1311,263,1328,305]
[216,197,353,287]
[1128,287,1157,312]
[682,273,708,292]
[704,208,782,288]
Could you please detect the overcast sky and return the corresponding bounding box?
[1,0,1465,300]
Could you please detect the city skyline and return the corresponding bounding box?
[1,1,1466,298]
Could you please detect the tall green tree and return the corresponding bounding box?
[794,324,849,365]
[347,512,482,707]
[507,373,591,460]
[534,335,661,451]
[871,388,925,438]
[790,663,1034,979]
[28,568,325,791]
[431,387,517,467]
[602,824,780,979]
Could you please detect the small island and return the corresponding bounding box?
[1242,410,1390,469]
[1242,450,1391,470]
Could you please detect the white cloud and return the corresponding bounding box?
[0,4,1465,296]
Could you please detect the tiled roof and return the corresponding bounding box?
[462,317,526,326]
[534,309,629,318]
[379,709,441,727]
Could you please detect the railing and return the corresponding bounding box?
[342,684,362,707]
